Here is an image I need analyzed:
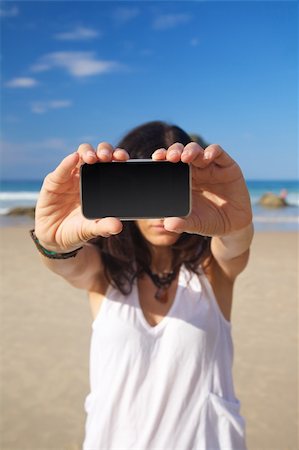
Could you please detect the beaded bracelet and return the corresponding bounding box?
[29,229,83,259]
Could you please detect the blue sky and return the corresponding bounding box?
[1,1,298,180]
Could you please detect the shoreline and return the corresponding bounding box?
[0,213,298,232]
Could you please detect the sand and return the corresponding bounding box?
[0,225,298,450]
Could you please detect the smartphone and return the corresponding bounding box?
[80,159,191,220]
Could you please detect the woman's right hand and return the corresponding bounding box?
[34,143,129,253]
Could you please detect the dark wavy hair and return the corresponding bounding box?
[91,121,211,294]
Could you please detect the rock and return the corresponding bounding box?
[258,193,288,208]
[7,207,36,218]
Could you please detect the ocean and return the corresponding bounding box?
[0,179,298,231]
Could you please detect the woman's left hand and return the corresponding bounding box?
[152,142,253,237]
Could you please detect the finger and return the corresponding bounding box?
[152,148,167,160]
[203,144,234,167]
[83,217,123,240]
[96,142,114,162]
[181,142,208,168]
[77,143,98,164]
[47,152,80,184]
[163,217,187,234]
[112,147,130,161]
[166,143,185,162]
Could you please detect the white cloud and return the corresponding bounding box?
[54,26,100,41]
[1,137,70,154]
[27,138,69,151]
[153,14,192,30]
[3,115,21,124]
[50,100,72,109]
[113,7,140,23]
[0,5,19,18]
[140,49,154,57]
[31,100,72,114]
[0,137,74,178]
[5,77,38,88]
[31,52,122,78]
[190,38,200,47]
[33,138,70,150]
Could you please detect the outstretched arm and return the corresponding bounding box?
[34,142,129,290]
[152,142,254,280]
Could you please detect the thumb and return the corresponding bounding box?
[48,152,80,184]
[81,217,123,240]
[163,217,187,234]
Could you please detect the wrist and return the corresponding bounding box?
[212,223,254,260]
[30,230,83,259]
[218,222,254,242]
[34,229,82,254]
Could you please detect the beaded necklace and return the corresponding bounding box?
[142,266,179,303]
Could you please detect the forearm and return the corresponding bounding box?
[40,244,88,275]
[211,222,254,261]
[39,243,101,288]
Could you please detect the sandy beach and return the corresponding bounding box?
[1,224,298,450]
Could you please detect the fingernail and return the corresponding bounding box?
[165,226,183,233]
[204,151,212,160]
[87,151,95,158]
[99,149,111,158]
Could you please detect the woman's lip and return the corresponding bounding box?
[150,225,169,232]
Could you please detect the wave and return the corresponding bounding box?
[1,192,298,205]
[0,192,39,201]
[0,206,35,215]
[0,208,10,215]
[253,215,299,224]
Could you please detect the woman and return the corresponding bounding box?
[31,121,253,449]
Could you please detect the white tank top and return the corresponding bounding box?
[83,265,247,450]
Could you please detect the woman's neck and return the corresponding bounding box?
[150,246,173,274]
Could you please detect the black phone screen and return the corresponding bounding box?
[80,160,191,219]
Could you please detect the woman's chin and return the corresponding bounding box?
[145,233,180,247]
[135,220,181,246]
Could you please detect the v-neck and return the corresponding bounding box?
[133,265,185,333]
